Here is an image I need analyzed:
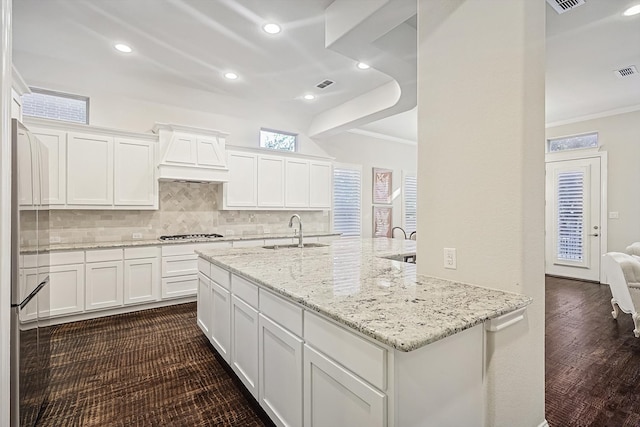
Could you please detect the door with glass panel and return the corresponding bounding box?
[545,157,601,281]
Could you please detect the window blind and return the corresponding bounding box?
[556,171,584,261]
[404,175,417,234]
[333,167,361,237]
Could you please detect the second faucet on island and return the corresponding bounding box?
[288,214,303,248]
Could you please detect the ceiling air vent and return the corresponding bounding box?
[614,66,638,78]
[316,80,334,89]
[546,0,586,14]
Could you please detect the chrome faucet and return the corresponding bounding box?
[289,214,303,248]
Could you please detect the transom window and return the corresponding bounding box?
[547,132,598,153]
[260,128,297,152]
[22,88,89,124]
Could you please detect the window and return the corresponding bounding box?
[22,88,89,124]
[556,170,584,261]
[333,165,362,237]
[260,128,297,152]
[547,132,598,153]
[403,173,417,234]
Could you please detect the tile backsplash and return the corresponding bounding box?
[42,182,330,244]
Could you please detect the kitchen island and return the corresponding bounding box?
[196,238,532,427]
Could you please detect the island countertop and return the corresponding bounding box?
[197,238,532,352]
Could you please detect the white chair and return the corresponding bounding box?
[602,252,640,337]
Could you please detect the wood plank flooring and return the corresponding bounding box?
[36,303,274,427]
[546,275,640,427]
[35,277,640,426]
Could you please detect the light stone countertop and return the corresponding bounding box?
[22,232,340,253]
[197,237,532,352]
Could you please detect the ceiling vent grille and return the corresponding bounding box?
[614,66,638,78]
[546,0,586,14]
[316,80,334,89]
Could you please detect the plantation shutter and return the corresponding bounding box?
[333,167,361,237]
[403,174,417,234]
[556,171,584,261]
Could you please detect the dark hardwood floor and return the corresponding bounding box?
[36,303,274,427]
[546,276,640,427]
[35,278,640,426]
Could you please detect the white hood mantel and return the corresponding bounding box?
[153,123,229,183]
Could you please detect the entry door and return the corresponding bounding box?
[545,157,601,281]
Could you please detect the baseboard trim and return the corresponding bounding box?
[538,420,550,427]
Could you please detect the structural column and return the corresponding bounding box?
[417,0,546,426]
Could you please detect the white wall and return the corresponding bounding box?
[320,131,416,237]
[417,0,546,426]
[546,110,640,253]
[14,55,330,158]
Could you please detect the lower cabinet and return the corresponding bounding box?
[303,345,386,427]
[85,260,124,311]
[49,263,85,317]
[210,281,231,362]
[259,314,303,427]
[124,256,159,305]
[231,295,259,398]
[197,273,211,337]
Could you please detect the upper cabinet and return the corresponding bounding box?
[24,118,159,210]
[221,148,332,211]
[153,123,229,183]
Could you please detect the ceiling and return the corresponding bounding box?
[12,0,640,143]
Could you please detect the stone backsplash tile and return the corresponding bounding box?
[42,181,330,244]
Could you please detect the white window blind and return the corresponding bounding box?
[403,174,417,234]
[557,171,584,261]
[333,167,361,237]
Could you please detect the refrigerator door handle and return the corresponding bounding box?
[14,276,49,310]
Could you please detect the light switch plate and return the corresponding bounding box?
[132,233,142,239]
[609,211,619,219]
[444,248,457,269]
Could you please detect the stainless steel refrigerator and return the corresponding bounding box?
[10,119,51,426]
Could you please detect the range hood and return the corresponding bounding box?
[153,123,230,183]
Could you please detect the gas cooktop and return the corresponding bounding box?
[158,233,224,241]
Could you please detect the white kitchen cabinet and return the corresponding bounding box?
[30,127,66,206]
[11,88,22,121]
[20,268,39,323]
[211,280,231,362]
[309,161,332,209]
[161,275,198,299]
[17,127,35,206]
[114,137,157,207]
[124,256,159,305]
[225,151,257,207]
[197,273,212,337]
[197,135,226,167]
[49,263,85,317]
[285,159,309,208]
[231,294,259,398]
[85,260,124,311]
[304,345,386,427]
[66,132,114,206]
[257,155,285,208]
[259,314,303,427]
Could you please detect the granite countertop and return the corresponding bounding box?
[197,238,532,352]
[22,232,340,253]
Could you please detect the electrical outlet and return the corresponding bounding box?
[50,236,61,243]
[226,229,234,236]
[132,233,142,239]
[444,248,457,269]
[263,228,270,234]
[609,211,619,219]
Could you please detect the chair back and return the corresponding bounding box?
[391,227,406,239]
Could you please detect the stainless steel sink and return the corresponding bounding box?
[379,254,417,263]
[262,243,329,250]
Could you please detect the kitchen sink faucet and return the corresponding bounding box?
[289,214,303,248]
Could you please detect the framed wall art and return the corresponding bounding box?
[372,167,392,204]
[373,206,393,238]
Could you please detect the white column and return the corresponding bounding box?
[417,1,546,426]
[0,0,11,424]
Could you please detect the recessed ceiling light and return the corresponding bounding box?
[114,43,132,53]
[623,4,640,16]
[263,23,281,34]
[303,94,315,100]
[356,62,370,70]
[224,72,239,80]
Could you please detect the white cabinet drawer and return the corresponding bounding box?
[49,251,85,266]
[162,275,198,299]
[197,258,211,279]
[124,246,160,259]
[259,289,302,337]
[304,311,387,390]
[161,243,202,257]
[231,274,258,308]
[162,255,198,277]
[86,248,123,263]
[210,263,231,290]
